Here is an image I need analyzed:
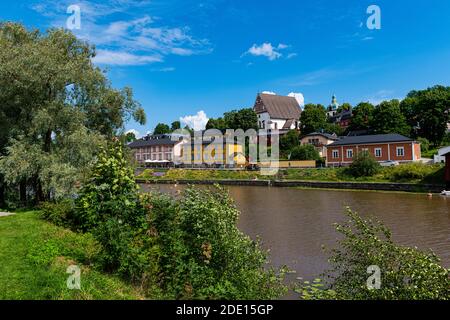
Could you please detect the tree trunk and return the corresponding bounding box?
[44,128,52,153]
[0,184,5,208]
[19,180,27,205]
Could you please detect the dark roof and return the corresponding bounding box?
[254,93,301,119]
[328,134,413,146]
[304,132,339,140]
[128,134,182,148]
[330,110,352,122]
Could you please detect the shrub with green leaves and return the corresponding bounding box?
[298,208,450,300]
[141,187,288,300]
[387,162,442,182]
[290,144,321,161]
[348,151,381,177]
[73,140,160,288]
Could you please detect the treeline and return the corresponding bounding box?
[0,23,146,207]
[301,86,450,147]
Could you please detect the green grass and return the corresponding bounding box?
[0,211,144,300]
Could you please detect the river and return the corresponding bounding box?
[140,184,450,282]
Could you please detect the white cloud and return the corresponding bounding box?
[288,92,305,107]
[30,1,211,66]
[244,42,287,61]
[93,49,163,66]
[262,91,277,95]
[180,110,209,131]
[287,53,298,59]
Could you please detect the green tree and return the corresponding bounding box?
[323,123,344,136]
[337,102,352,114]
[171,121,181,131]
[300,104,327,135]
[0,23,145,204]
[125,131,137,143]
[153,123,171,135]
[280,130,300,157]
[223,108,258,131]
[372,100,410,136]
[290,144,321,161]
[205,117,227,131]
[400,86,450,146]
[348,151,381,177]
[349,102,375,131]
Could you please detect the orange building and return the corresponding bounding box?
[326,134,421,166]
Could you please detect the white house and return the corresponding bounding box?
[253,93,302,133]
[434,146,450,164]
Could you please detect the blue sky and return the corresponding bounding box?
[2,0,450,135]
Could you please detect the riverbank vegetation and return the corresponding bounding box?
[137,163,444,185]
[297,208,450,300]
[38,141,287,300]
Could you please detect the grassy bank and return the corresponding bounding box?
[0,211,144,300]
[137,163,445,185]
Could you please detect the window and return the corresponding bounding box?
[332,150,339,159]
[274,122,278,129]
[375,148,382,157]
[346,149,353,159]
[397,147,405,157]
[262,120,265,129]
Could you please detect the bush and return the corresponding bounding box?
[290,144,321,161]
[39,199,75,228]
[387,163,442,182]
[141,186,288,299]
[348,151,381,177]
[298,208,450,300]
[65,140,286,299]
[73,140,160,290]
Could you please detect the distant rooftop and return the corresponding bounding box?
[254,93,301,119]
[128,134,183,148]
[304,132,339,140]
[328,134,413,146]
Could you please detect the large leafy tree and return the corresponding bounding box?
[372,100,410,136]
[223,108,258,131]
[349,102,375,131]
[300,104,327,135]
[0,23,146,204]
[206,117,227,131]
[280,129,300,157]
[153,123,171,135]
[400,86,450,146]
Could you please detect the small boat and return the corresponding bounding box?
[440,190,450,196]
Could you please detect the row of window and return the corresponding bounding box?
[332,147,405,159]
[136,153,172,161]
[138,146,173,153]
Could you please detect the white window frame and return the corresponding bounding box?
[375,148,382,158]
[332,150,339,159]
[346,149,353,159]
[396,147,405,157]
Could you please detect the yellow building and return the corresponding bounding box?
[179,139,246,167]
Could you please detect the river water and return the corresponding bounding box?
[140,184,450,282]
